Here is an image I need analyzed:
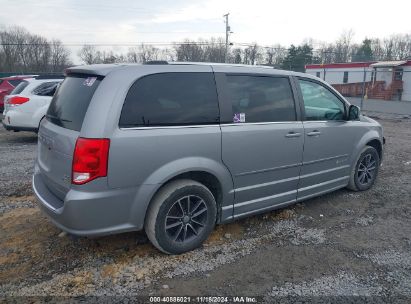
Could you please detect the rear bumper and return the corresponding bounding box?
[2,120,37,132]
[2,110,38,132]
[32,168,151,236]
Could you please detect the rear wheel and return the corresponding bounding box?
[348,146,380,191]
[145,179,217,254]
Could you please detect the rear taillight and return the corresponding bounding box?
[9,96,30,106]
[72,138,110,185]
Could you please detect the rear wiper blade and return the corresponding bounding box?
[46,114,72,123]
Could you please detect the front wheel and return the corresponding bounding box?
[348,146,380,191]
[145,179,217,254]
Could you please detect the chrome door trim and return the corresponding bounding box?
[120,124,220,130]
[234,199,296,218]
[235,162,302,177]
[303,154,349,166]
[299,165,350,179]
[231,176,300,193]
[234,189,297,208]
[298,176,349,192]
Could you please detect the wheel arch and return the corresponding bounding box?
[130,157,235,229]
[365,138,383,161]
[352,130,383,168]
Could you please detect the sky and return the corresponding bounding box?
[0,0,410,63]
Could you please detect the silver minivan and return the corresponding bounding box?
[33,62,384,254]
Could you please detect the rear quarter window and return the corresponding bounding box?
[8,79,24,87]
[119,73,219,127]
[10,81,29,94]
[33,81,61,96]
[47,75,102,131]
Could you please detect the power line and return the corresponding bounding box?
[0,42,226,47]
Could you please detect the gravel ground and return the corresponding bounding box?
[0,113,410,303]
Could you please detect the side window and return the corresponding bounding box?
[10,80,29,94]
[394,69,403,81]
[298,79,346,121]
[8,79,23,87]
[119,73,219,127]
[343,71,349,83]
[33,82,60,96]
[225,75,296,123]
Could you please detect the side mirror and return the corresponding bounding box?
[348,105,360,120]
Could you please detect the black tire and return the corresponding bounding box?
[347,146,380,191]
[145,179,217,254]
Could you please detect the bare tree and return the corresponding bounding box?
[127,47,140,63]
[50,39,71,72]
[127,44,173,63]
[0,26,28,72]
[391,34,411,60]
[174,39,205,62]
[370,38,384,60]
[26,34,51,72]
[265,44,286,66]
[243,44,262,65]
[160,48,176,61]
[78,45,102,64]
[334,29,355,62]
[203,37,225,63]
[0,26,71,73]
[138,44,161,63]
[231,48,243,64]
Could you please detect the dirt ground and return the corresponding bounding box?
[0,114,410,303]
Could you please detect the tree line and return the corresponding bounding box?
[76,30,411,72]
[0,26,72,73]
[1,26,411,74]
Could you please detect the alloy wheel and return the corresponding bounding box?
[164,195,208,243]
[357,153,377,186]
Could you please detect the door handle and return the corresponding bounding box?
[307,130,321,136]
[285,131,301,138]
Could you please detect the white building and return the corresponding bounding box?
[305,60,411,101]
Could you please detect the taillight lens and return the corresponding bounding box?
[72,138,110,185]
[9,96,30,106]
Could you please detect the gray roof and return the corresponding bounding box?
[65,62,309,78]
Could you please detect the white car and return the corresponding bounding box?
[2,76,64,133]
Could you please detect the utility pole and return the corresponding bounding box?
[360,67,366,110]
[223,13,230,63]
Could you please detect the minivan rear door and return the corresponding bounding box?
[215,72,304,218]
[37,74,102,200]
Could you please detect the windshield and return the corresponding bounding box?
[46,75,102,131]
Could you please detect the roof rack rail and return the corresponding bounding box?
[34,74,65,80]
[144,60,169,65]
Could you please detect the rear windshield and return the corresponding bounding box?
[8,79,24,87]
[10,80,29,94]
[47,75,102,131]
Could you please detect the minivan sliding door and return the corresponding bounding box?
[217,73,304,219]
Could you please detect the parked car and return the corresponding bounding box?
[2,75,64,132]
[0,75,37,112]
[33,63,384,254]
